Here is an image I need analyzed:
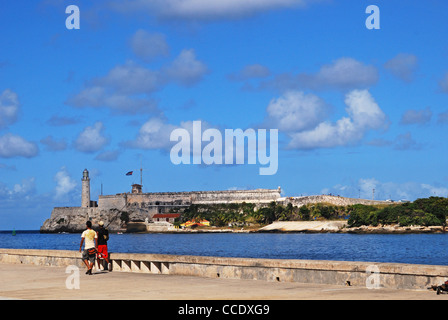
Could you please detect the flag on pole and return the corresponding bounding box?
[126,171,133,176]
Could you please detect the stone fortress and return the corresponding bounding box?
[40,169,388,233]
[40,169,282,233]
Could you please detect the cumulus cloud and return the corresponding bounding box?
[394,132,421,150]
[68,86,158,115]
[0,133,39,158]
[162,49,209,86]
[74,122,109,153]
[300,58,379,90]
[288,90,387,149]
[46,115,82,126]
[437,110,448,124]
[68,49,207,114]
[0,89,20,129]
[131,30,170,62]
[110,0,320,20]
[40,135,67,151]
[400,107,432,125]
[259,57,379,92]
[439,72,448,93]
[54,167,77,200]
[95,150,120,162]
[123,117,213,151]
[368,132,421,151]
[384,53,418,82]
[0,177,36,201]
[228,64,271,81]
[264,91,329,132]
[125,117,177,150]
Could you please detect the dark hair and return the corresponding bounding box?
[86,221,92,228]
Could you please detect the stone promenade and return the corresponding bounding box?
[0,263,446,300]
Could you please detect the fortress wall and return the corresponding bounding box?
[98,194,127,210]
[127,193,191,205]
[191,189,281,204]
[124,189,282,207]
[283,195,390,207]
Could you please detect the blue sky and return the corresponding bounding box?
[1,0,448,229]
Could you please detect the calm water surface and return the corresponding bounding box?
[2,231,448,266]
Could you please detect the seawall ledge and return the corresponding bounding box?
[1,248,448,290]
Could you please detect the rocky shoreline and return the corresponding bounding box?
[340,224,446,234]
[40,218,447,234]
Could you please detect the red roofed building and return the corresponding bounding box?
[152,213,181,223]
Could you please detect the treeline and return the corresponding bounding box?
[174,197,448,228]
[347,197,448,228]
[175,201,352,227]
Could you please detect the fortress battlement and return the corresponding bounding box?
[40,169,282,233]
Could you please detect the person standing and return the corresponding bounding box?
[96,221,111,271]
[79,221,98,275]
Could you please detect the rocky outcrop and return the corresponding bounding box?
[40,207,153,233]
[343,224,445,234]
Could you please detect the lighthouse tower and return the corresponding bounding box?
[81,169,91,208]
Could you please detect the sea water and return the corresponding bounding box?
[1,231,448,266]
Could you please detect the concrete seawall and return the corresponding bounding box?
[0,248,447,290]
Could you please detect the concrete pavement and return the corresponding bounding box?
[0,263,446,300]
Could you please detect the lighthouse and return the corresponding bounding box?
[81,169,91,208]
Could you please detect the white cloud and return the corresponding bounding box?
[162,49,209,86]
[40,135,67,151]
[368,132,421,151]
[0,89,20,129]
[131,30,170,62]
[68,49,207,114]
[394,132,421,150]
[74,122,109,153]
[54,167,77,199]
[384,53,418,82]
[11,177,36,196]
[265,91,329,132]
[298,58,379,90]
[124,117,213,151]
[288,90,387,149]
[344,89,386,130]
[95,150,120,162]
[68,85,158,114]
[228,64,271,81]
[110,0,319,20]
[258,57,379,92]
[440,72,448,93]
[0,133,39,158]
[400,107,432,125]
[0,177,36,202]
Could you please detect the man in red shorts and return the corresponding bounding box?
[96,221,112,271]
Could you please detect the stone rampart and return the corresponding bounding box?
[281,195,390,207]
[98,194,127,210]
[124,189,281,206]
[1,248,446,290]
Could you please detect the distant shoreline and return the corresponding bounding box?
[4,224,448,235]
